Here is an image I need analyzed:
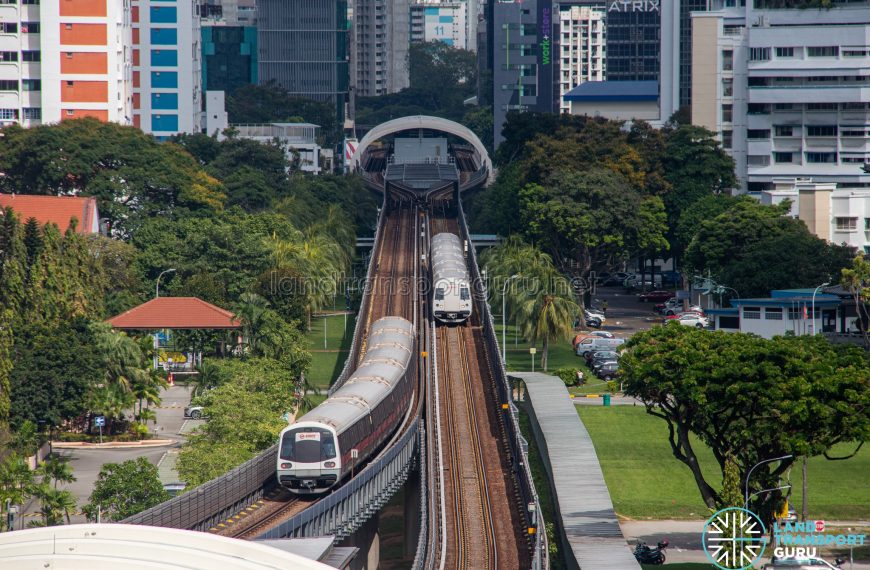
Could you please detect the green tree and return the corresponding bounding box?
[36,456,76,490]
[620,325,870,523]
[225,84,339,145]
[685,199,854,298]
[31,484,77,526]
[83,457,169,522]
[841,255,870,347]
[0,453,33,530]
[0,309,12,432]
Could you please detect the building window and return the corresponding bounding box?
[774,125,793,137]
[843,49,869,58]
[22,79,40,91]
[842,128,869,137]
[722,50,733,71]
[806,103,838,111]
[1,23,18,33]
[748,103,770,115]
[748,155,771,167]
[806,125,837,137]
[722,77,733,97]
[743,307,761,319]
[865,218,870,231]
[774,152,793,164]
[722,130,733,149]
[776,47,794,58]
[65,110,74,116]
[0,80,19,91]
[21,50,40,62]
[0,51,18,62]
[807,46,839,58]
[836,217,858,231]
[774,103,795,111]
[787,308,801,320]
[722,104,733,123]
[806,152,837,164]
[23,107,41,120]
[0,109,18,120]
[749,47,771,61]
[747,129,771,140]
[765,308,783,320]
[21,22,39,34]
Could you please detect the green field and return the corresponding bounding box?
[578,406,870,521]
[304,312,356,390]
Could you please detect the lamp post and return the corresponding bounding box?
[155,268,176,298]
[744,454,793,509]
[502,274,520,366]
[811,282,830,335]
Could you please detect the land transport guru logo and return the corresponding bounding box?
[702,507,867,569]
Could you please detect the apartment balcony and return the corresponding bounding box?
[804,136,838,150]
[772,137,802,152]
[747,139,773,155]
[841,137,870,151]
[748,86,870,105]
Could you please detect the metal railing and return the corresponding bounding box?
[457,200,549,569]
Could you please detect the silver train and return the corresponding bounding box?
[431,232,472,324]
[276,316,415,494]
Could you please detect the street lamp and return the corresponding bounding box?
[155,268,176,298]
[811,282,830,335]
[745,454,793,509]
[502,274,520,366]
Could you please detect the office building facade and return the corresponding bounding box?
[557,4,606,113]
[0,0,132,127]
[132,0,202,137]
[691,0,870,192]
[353,0,410,97]
[201,25,257,94]
[604,0,660,82]
[258,0,349,118]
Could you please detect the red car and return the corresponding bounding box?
[638,290,675,303]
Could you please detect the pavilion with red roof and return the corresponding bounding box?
[107,297,241,372]
[107,297,241,330]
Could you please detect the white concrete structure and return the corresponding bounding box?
[410,1,469,50]
[132,0,202,137]
[692,0,870,192]
[557,5,606,114]
[0,1,132,127]
[760,177,870,253]
[0,524,332,570]
[232,123,323,174]
[203,89,228,136]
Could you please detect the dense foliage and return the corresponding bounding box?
[620,325,870,524]
[83,457,170,521]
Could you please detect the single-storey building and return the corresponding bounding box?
[705,289,844,339]
[563,80,661,125]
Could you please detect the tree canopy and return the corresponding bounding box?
[83,457,169,522]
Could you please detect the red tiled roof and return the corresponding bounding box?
[0,194,98,234]
[107,297,241,330]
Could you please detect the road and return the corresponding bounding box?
[17,384,193,527]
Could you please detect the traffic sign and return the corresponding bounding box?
[94,416,105,427]
[529,347,537,354]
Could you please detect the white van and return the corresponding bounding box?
[575,337,626,358]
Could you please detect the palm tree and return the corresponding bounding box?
[32,484,77,526]
[89,323,153,426]
[37,456,76,490]
[234,292,272,353]
[484,237,580,371]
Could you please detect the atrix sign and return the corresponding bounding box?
[608,0,660,11]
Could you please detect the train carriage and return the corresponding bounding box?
[277,317,414,494]
[431,232,472,324]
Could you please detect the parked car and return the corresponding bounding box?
[763,556,844,569]
[595,362,620,381]
[576,337,626,358]
[588,330,615,339]
[656,298,704,316]
[639,290,675,303]
[666,313,709,328]
[592,359,618,372]
[588,350,620,366]
[184,405,206,419]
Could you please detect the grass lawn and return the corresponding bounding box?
[496,322,583,372]
[303,313,356,390]
[578,406,870,521]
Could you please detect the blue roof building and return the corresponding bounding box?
[705,289,844,339]
[563,80,661,125]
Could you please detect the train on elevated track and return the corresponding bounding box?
[431,232,472,324]
[277,316,415,494]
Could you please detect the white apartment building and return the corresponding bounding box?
[692,0,870,192]
[132,0,201,137]
[0,0,132,127]
[410,2,469,50]
[557,4,605,114]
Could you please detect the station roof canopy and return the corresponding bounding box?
[107,297,241,330]
[564,80,659,102]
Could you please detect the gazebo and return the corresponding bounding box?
[107,297,241,371]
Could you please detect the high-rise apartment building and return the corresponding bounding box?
[410,2,469,50]
[692,0,870,192]
[557,4,605,114]
[258,0,349,120]
[0,0,132,127]
[131,0,202,137]
[353,0,410,97]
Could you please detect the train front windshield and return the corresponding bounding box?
[280,428,337,463]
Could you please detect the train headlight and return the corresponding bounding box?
[324,461,336,468]
[280,462,292,469]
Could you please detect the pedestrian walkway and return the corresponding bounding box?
[510,372,641,570]
[156,449,185,490]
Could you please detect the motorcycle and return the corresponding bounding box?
[633,539,669,565]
